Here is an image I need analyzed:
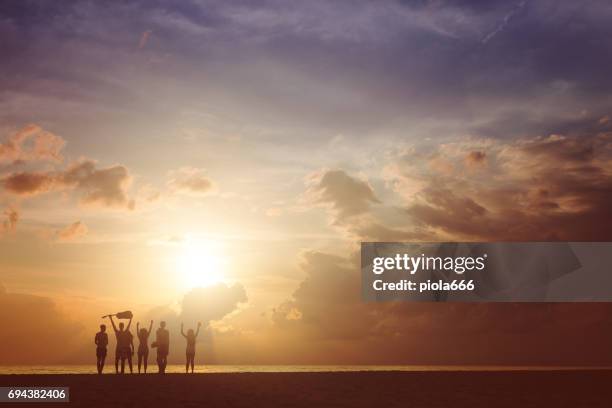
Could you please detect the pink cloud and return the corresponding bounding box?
[0,124,65,163]
[56,221,88,242]
[2,160,135,210]
[167,167,215,196]
[1,207,18,234]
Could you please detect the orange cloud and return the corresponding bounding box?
[465,150,487,168]
[167,167,214,196]
[0,286,84,364]
[301,131,612,243]
[379,132,612,241]
[2,160,135,210]
[1,207,18,233]
[3,172,55,195]
[56,221,88,242]
[62,160,134,210]
[0,124,65,163]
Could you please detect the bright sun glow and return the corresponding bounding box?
[177,239,226,289]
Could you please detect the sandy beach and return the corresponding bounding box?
[1,370,611,407]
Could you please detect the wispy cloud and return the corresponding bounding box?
[482,0,528,44]
[56,221,88,242]
[1,207,18,234]
[138,30,153,49]
[0,124,65,163]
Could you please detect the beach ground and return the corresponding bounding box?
[1,370,611,407]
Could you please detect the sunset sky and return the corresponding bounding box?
[2,0,612,366]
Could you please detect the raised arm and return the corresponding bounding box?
[180,323,186,338]
[195,322,202,338]
[108,315,118,332]
[148,320,153,335]
[136,322,140,333]
[126,316,133,331]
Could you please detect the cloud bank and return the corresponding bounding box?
[0,286,84,364]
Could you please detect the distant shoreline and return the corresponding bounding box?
[2,364,612,375]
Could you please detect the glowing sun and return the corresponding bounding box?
[177,239,226,289]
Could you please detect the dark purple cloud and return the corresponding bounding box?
[273,250,612,365]
[2,1,612,138]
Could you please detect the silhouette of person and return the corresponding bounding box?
[155,321,170,374]
[94,324,108,374]
[136,320,153,374]
[108,315,134,374]
[181,322,201,373]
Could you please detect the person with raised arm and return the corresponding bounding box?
[181,322,202,373]
[136,320,154,373]
[107,314,134,374]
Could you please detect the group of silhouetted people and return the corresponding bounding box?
[95,315,201,374]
